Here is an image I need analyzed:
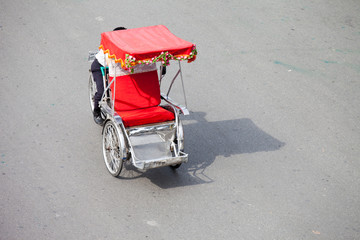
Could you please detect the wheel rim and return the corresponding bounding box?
[89,74,96,112]
[102,121,123,176]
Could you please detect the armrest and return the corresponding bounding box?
[161,93,189,115]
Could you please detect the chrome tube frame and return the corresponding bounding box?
[99,62,189,171]
[161,94,189,115]
[100,100,187,170]
[178,61,188,109]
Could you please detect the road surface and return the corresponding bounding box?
[1,0,359,239]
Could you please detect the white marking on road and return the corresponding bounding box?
[146,220,159,227]
[95,16,104,22]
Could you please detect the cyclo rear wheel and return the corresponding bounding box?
[88,72,96,113]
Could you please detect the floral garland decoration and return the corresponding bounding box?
[125,45,197,73]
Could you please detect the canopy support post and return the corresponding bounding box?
[178,61,188,109]
[112,63,116,116]
[166,68,181,97]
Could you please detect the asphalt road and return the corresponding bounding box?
[1,1,360,239]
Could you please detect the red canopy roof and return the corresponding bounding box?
[99,25,197,70]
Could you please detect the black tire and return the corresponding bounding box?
[170,163,182,169]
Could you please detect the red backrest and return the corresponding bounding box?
[109,70,160,111]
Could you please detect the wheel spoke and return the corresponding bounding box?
[112,158,119,170]
[110,158,114,170]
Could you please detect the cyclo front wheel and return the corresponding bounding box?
[102,120,127,177]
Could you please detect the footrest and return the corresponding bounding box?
[142,152,188,170]
[129,134,188,170]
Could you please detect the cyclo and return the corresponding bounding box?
[88,25,197,177]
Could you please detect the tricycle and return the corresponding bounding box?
[88,25,197,177]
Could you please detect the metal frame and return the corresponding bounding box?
[97,60,189,171]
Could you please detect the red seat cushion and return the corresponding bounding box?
[118,106,175,127]
[109,70,174,127]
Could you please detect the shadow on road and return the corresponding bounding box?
[119,112,285,188]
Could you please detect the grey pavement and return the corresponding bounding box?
[0,0,359,239]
